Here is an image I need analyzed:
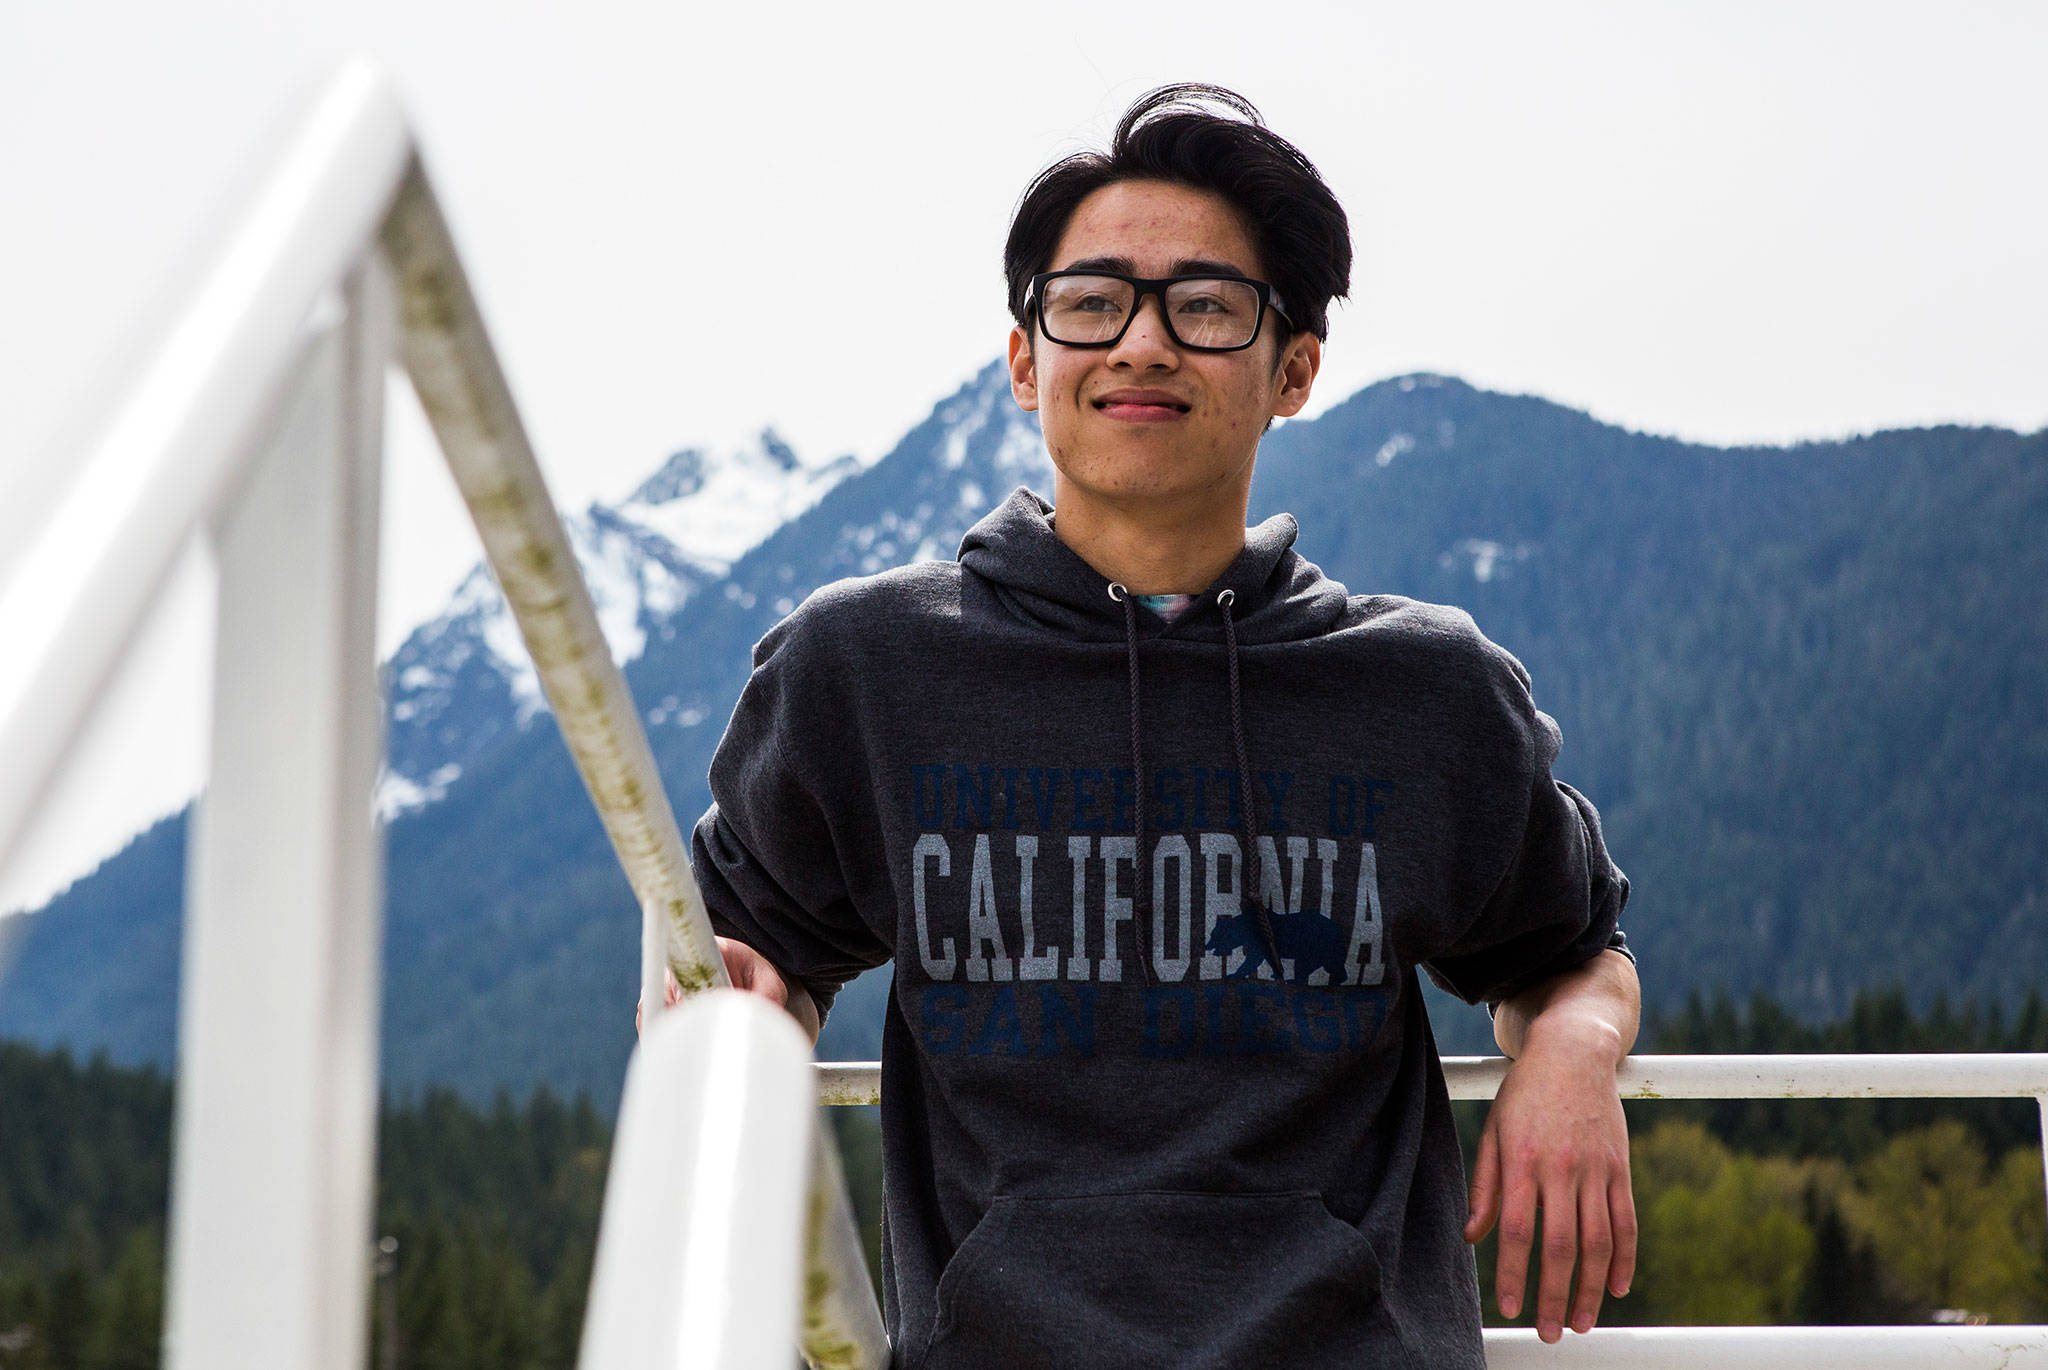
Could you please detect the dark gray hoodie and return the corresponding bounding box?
[692,487,1632,1369]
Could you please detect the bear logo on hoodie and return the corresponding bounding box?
[1205,905,1351,985]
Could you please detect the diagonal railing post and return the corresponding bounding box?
[377,163,728,1006]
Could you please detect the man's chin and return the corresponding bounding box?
[1052,466,1217,508]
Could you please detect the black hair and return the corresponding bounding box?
[1004,84,1352,352]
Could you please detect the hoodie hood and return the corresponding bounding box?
[957,487,1351,644]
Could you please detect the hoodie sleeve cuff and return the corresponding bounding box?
[1483,924,1634,1020]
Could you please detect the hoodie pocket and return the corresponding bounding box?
[920,1190,1411,1370]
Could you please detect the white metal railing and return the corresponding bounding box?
[0,58,882,1370]
[818,1051,2048,1366]
[581,991,816,1370]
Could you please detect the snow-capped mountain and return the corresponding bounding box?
[377,429,859,816]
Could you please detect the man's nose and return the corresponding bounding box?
[1106,291,1179,365]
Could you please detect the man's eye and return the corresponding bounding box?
[1073,294,1121,312]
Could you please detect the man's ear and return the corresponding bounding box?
[1270,330,1322,420]
[1008,325,1039,412]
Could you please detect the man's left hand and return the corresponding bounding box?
[1462,1017,1636,1343]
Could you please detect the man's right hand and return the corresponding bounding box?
[635,936,822,1046]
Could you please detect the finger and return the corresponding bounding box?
[784,980,823,1047]
[750,956,790,1006]
[1493,1145,1538,1321]
[635,999,643,1035]
[1465,1120,1500,1243]
[1607,1168,1637,1298]
[718,940,754,989]
[664,966,682,1006]
[1570,1177,1612,1334]
[1534,1168,1580,1345]
[719,939,790,1007]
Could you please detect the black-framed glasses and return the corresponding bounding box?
[1024,269,1292,352]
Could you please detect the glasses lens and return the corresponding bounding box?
[1039,275,1135,344]
[1163,278,1261,349]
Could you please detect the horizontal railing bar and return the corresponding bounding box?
[1479,1323,2048,1367]
[813,1052,2048,1107]
[1509,1051,2048,1101]
[817,1064,880,1108]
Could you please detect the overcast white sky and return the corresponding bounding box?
[2,0,2043,917]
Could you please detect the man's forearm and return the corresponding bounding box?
[1492,948,1640,1064]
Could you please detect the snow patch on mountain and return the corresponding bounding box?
[376,763,463,816]
[621,430,860,572]
[1439,538,1536,583]
[377,428,858,818]
[937,387,995,471]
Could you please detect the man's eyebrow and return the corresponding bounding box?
[1060,254,1252,277]
[1062,255,1135,273]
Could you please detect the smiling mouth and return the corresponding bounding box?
[1097,393,1196,419]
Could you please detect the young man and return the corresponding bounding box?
[678,84,1640,1368]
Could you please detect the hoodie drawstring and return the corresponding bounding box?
[1218,590,1285,981]
[1107,583,1157,987]
[1108,582,1286,988]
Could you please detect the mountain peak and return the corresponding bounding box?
[758,426,800,473]
[629,427,810,509]
[627,446,711,507]
[616,429,858,571]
